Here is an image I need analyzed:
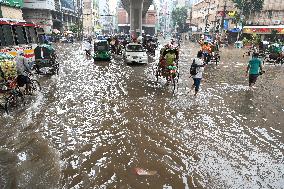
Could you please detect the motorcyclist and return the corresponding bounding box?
[202,41,212,64]
[83,39,92,59]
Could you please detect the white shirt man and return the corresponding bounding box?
[191,51,205,96]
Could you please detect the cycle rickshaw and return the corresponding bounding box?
[155,47,179,93]
[0,53,24,113]
[33,44,59,75]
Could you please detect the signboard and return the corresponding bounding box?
[61,0,75,10]
[0,44,38,62]
[223,19,229,30]
[22,0,55,10]
[0,0,23,8]
[243,28,284,34]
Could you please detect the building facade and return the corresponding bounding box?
[142,5,157,35]
[82,0,93,35]
[174,0,190,7]
[191,0,284,33]
[0,0,23,19]
[93,0,99,32]
[247,0,284,26]
[98,0,112,34]
[191,0,237,33]
[22,0,82,34]
[158,0,174,33]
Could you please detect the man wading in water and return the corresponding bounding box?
[190,51,205,96]
[246,52,264,89]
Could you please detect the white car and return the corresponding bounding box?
[124,43,148,64]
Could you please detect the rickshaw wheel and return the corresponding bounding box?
[5,91,24,114]
[30,80,41,94]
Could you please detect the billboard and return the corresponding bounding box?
[22,0,55,10]
[0,0,23,8]
[61,0,75,10]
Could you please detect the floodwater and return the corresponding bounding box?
[0,40,284,189]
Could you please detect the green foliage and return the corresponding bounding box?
[231,0,264,19]
[242,34,260,46]
[252,33,261,45]
[270,29,278,42]
[242,37,250,45]
[172,7,188,32]
[70,22,83,34]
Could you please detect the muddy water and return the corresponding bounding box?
[0,41,283,189]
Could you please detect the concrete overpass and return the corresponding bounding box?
[121,0,153,36]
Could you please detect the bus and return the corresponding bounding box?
[0,18,45,62]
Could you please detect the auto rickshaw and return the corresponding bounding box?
[34,44,59,75]
[93,40,111,61]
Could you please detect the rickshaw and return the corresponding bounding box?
[0,53,24,113]
[210,42,221,65]
[33,44,59,75]
[155,47,179,93]
[93,40,111,61]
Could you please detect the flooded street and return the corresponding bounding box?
[1,41,284,189]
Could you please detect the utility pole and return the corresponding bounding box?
[220,0,227,31]
[189,5,192,31]
[0,1,3,18]
[204,1,211,33]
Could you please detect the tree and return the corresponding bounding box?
[172,7,188,32]
[231,0,264,19]
[70,22,83,34]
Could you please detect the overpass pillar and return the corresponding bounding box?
[129,0,144,38]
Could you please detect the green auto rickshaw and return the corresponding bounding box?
[93,40,111,61]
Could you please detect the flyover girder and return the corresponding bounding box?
[121,0,153,18]
[120,0,153,36]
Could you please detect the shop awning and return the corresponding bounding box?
[243,25,284,34]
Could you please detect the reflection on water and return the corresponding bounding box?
[0,42,283,188]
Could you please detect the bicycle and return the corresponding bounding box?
[26,72,41,95]
[166,65,179,93]
[155,63,179,93]
[0,79,24,114]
